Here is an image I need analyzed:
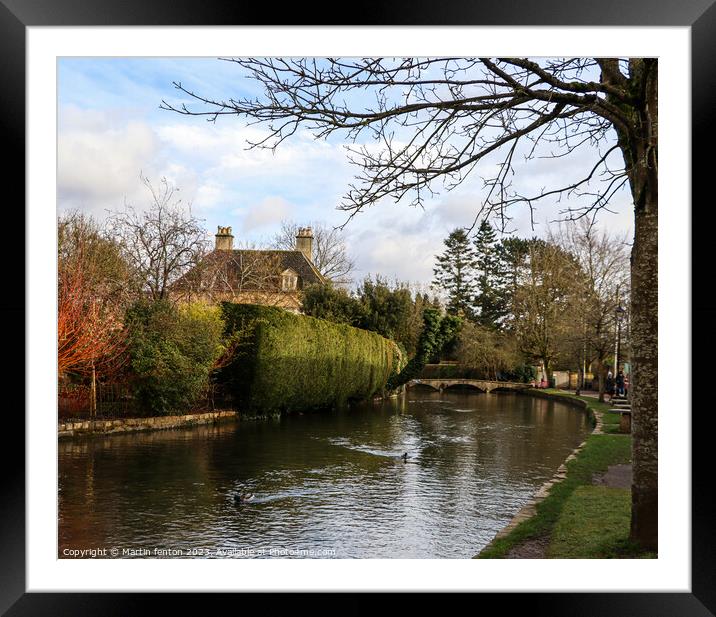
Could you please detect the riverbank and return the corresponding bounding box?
[478,389,655,559]
[58,410,238,439]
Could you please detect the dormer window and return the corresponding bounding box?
[281,269,298,291]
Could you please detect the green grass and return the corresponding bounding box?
[602,414,623,433]
[478,387,645,559]
[548,486,631,558]
[478,433,632,558]
[549,486,656,558]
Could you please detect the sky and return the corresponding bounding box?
[57,57,634,286]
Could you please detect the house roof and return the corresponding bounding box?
[173,248,325,293]
[229,249,325,285]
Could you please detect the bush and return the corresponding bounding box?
[455,321,528,380]
[386,308,461,390]
[301,283,364,326]
[355,276,413,341]
[503,363,537,383]
[218,303,401,415]
[125,300,225,414]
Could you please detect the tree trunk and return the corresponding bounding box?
[90,363,97,420]
[627,60,659,552]
[629,191,658,551]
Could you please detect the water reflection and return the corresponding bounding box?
[59,391,588,558]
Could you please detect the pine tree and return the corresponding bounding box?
[494,236,537,329]
[432,228,477,319]
[472,220,503,329]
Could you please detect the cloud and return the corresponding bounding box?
[235,196,294,232]
[58,112,161,214]
[193,180,226,210]
[57,59,634,287]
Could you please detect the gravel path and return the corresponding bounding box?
[592,464,633,489]
[505,535,550,559]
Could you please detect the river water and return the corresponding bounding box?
[58,390,589,559]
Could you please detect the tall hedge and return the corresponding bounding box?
[218,303,401,414]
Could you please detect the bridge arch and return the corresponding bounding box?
[408,378,532,395]
[443,383,487,393]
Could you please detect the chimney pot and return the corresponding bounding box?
[295,226,314,262]
[215,225,234,251]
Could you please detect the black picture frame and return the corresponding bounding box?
[4,0,711,614]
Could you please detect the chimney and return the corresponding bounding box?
[295,227,314,262]
[215,226,234,251]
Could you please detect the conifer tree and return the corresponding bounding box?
[432,228,477,319]
[494,236,539,329]
[472,220,503,329]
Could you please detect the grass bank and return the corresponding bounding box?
[549,485,653,558]
[478,389,654,559]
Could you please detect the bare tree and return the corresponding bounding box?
[511,241,583,380]
[58,213,129,416]
[455,320,520,381]
[272,220,355,284]
[58,211,136,310]
[162,57,658,550]
[106,175,209,301]
[551,219,630,401]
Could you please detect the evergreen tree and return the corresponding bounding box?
[356,276,413,342]
[472,220,503,329]
[432,228,477,319]
[494,236,541,329]
[301,282,364,327]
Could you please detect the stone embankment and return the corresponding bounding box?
[58,410,238,439]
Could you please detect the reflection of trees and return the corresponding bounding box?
[59,395,589,556]
[59,424,234,552]
[398,392,589,526]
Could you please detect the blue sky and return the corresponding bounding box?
[58,57,634,285]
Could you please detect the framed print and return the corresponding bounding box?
[4,0,713,613]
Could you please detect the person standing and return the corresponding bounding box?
[616,370,625,397]
[605,373,615,403]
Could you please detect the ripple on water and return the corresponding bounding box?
[58,392,589,559]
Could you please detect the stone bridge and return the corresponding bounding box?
[407,378,533,394]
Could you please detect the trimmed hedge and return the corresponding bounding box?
[219,303,402,414]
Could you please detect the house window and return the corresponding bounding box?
[281,270,298,291]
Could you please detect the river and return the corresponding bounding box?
[58,389,589,558]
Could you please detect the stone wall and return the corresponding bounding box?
[58,410,238,439]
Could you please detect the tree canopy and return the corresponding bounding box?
[162,56,658,550]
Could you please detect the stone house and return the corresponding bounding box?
[173,226,325,312]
